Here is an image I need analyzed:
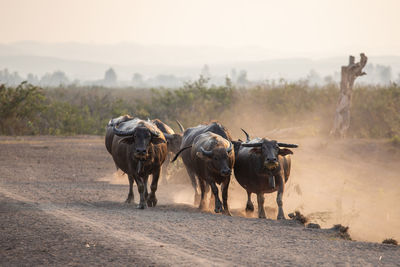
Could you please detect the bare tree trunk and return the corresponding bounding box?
[330,53,368,138]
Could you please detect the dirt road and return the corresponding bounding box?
[1,136,399,266]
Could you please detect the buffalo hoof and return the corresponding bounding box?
[277,214,286,220]
[199,200,207,211]
[137,202,147,209]
[147,197,157,207]
[223,209,232,216]
[258,211,267,219]
[245,202,254,212]
[214,204,223,214]
[194,193,201,207]
[125,195,134,204]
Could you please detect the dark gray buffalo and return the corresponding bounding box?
[172,122,235,215]
[105,116,168,209]
[234,130,298,219]
[152,119,184,182]
[105,115,133,155]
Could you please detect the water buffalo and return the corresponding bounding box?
[173,123,235,215]
[173,122,233,205]
[234,129,298,219]
[105,117,168,209]
[151,119,184,183]
[105,115,133,155]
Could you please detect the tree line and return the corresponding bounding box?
[1,78,399,139]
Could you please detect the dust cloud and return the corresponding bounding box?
[280,136,400,243]
[102,119,400,243]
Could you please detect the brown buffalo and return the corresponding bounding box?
[173,129,235,215]
[172,121,234,206]
[105,117,168,209]
[105,115,133,155]
[234,129,298,219]
[151,119,184,183]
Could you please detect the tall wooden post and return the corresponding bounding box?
[330,53,368,138]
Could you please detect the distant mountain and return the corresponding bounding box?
[0,41,399,82]
[0,41,277,66]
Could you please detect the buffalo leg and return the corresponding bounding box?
[276,175,286,220]
[207,183,215,210]
[160,153,170,184]
[210,182,223,213]
[257,193,266,218]
[125,175,135,204]
[143,175,149,200]
[147,167,161,207]
[186,169,201,206]
[198,179,207,210]
[221,177,231,216]
[245,191,254,212]
[134,176,147,209]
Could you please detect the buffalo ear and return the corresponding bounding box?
[151,136,167,145]
[250,147,262,154]
[279,148,293,156]
[196,151,206,159]
[232,141,242,155]
[118,136,134,145]
[196,151,212,160]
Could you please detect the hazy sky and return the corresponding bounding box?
[1,0,399,57]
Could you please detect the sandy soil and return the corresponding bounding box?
[0,135,399,266]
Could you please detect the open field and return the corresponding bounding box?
[0,135,399,266]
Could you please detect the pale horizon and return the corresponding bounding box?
[1,0,400,84]
[1,0,400,59]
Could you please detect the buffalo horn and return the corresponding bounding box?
[176,120,185,133]
[171,146,192,162]
[117,136,133,144]
[241,128,250,142]
[277,143,298,148]
[149,129,160,137]
[163,133,174,140]
[241,142,262,147]
[113,124,135,136]
[200,147,213,157]
[226,141,232,153]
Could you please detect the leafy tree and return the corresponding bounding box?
[0,82,45,135]
[376,65,392,85]
[104,68,117,86]
[132,73,144,87]
[236,70,248,86]
[0,69,23,86]
[201,64,211,79]
[40,71,69,87]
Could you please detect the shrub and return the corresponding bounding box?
[382,238,398,245]
[1,80,399,138]
[0,82,45,135]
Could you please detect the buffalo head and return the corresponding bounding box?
[163,133,183,154]
[196,141,233,177]
[242,138,297,171]
[163,120,184,154]
[113,122,166,160]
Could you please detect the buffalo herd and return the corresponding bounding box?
[105,115,298,219]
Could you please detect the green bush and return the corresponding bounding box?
[390,135,400,147]
[0,82,45,135]
[0,80,399,139]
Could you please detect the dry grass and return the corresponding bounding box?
[331,224,352,240]
[382,238,398,245]
[288,211,308,225]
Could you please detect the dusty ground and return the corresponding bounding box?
[0,135,399,266]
